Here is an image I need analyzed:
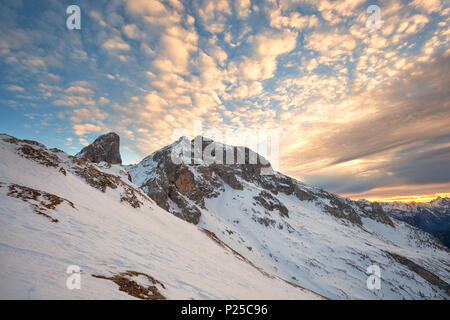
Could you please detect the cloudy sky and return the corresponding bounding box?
[1,0,449,201]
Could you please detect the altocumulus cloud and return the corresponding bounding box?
[0,0,449,199]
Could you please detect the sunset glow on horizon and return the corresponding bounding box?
[353,193,450,203]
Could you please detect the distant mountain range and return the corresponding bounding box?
[377,198,450,248]
[0,132,449,299]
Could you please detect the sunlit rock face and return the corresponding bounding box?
[127,136,392,228]
[76,132,122,165]
[126,136,273,224]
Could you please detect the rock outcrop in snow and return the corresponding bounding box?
[128,135,450,299]
[126,136,292,224]
[76,132,122,165]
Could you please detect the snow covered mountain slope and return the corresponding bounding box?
[128,136,450,300]
[378,197,450,228]
[0,134,323,299]
[378,198,450,248]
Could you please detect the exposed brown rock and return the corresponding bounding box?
[253,191,289,219]
[294,187,316,201]
[172,168,194,194]
[6,183,75,223]
[2,136,68,176]
[320,192,363,226]
[69,156,144,208]
[76,132,122,165]
[356,201,395,227]
[18,144,61,168]
[136,141,225,224]
[212,165,243,190]
[132,137,274,225]
[252,215,277,227]
[2,134,146,210]
[92,270,166,300]
[72,164,119,193]
[120,186,144,209]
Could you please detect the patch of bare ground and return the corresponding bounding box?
[6,183,75,223]
[92,270,166,300]
[200,228,327,299]
[253,190,289,218]
[73,165,119,192]
[3,136,66,172]
[19,144,60,168]
[69,156,144,208]
[120,185,144,208]
[323,196,362,226]
[3,135,145,208]
[356,202,394,227]
[385,251,450,295]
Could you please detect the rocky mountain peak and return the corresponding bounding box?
[170,135,273,172]
[127,136,393,229]
[127,135,280,224]
[76,132,122,165]
[431,196,450,207]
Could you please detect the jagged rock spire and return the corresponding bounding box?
[76,132,122,165]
